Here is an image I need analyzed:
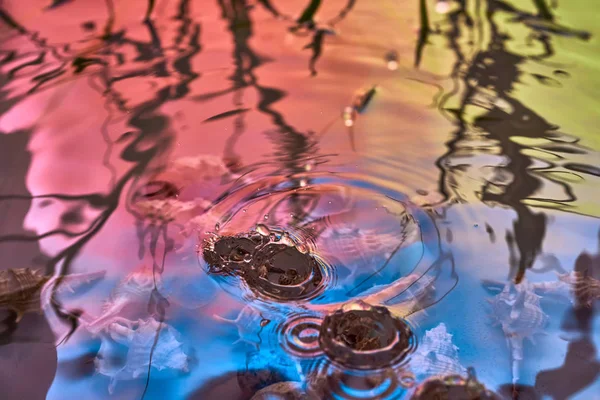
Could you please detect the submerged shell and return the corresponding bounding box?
[0,268,49,315]
[486,281,549,383]
[411,323,466,378]
[87,265,161,334]
[251,381,309,400]
[1,268,105,321]
[95,318,189,393]
[213,304,273,348]
[134,198,212,222]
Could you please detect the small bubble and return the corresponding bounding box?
[299,180,307,187]
[328,201,332,204]
[387,60,398,71]
[243,209,247,213]
[264,214,269,220]
[436,0,451,14]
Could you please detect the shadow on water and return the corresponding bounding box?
[435,0,594,284]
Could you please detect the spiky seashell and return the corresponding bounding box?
[133,198,212,222]
[0,268,105,322]
[95,318,189,394]
[213,305,273,348]
[250,381,309,400]
[0,268,49,320]
[486,281,549,383]
[557,272,600,306]
[159,155,233,187]
[411,323,466,378]
[87,265,161,335]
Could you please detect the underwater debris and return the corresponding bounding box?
[94,317,189,394]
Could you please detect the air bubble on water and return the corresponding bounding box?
[436,0,451,14]
[256,224,271,236]
[384,50,399,70]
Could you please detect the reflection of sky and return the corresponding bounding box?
[0,0,599,398]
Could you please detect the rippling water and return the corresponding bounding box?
[0,0,599,399]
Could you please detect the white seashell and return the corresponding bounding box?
[213,304,273,348]
[160,155,232,187]
[134,198,212,222]
[86,265,161,335]
[95,318,189,393]
[486,281,549,384]
[411,323,466,378]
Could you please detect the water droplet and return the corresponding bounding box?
[436,0,451,14]
[384,50,399,70]
[256,224,271,236]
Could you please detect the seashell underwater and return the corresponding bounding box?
[94,317,189,394]
[0,268,106,322]
[250,381,310,400]
[86,265,161,335]
[485,280,550,384]
[410,323,466,379]
[213,304,275,348]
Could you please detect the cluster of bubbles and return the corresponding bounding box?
[201,224,331,302]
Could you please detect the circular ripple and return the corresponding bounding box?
[307,359,415,400]
[280,314,324,358]
[196,172,439,307]
[318,301,416,370]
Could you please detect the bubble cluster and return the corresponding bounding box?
[201,226,331,302]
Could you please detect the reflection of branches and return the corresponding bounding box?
[434,0,592,283]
